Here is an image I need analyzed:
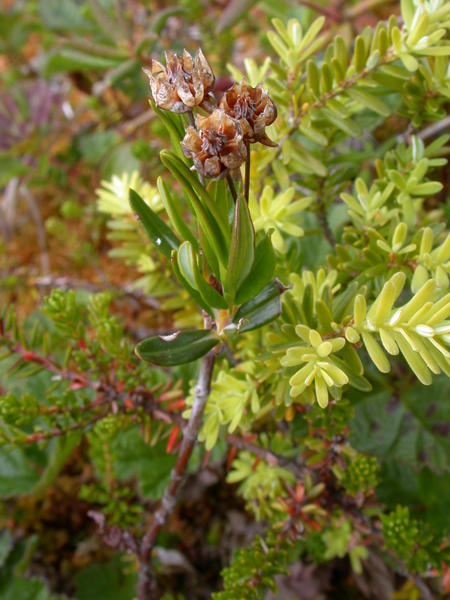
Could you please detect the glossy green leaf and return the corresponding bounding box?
[178,242,228,309]
[235,234,276,305]
[157,177,198,251]
[234,279,287,332]
[136,329,219,366]
[150,99,186,159]
[226,195,255,301]
[129,188,179,259]
[166,152,230,242]
[177,241,197,289]
[160,151,228,266]
[171,252,213,315]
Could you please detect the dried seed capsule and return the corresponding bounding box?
[143,49,215,113]
[219,79,277,146]
[181,109,247,179]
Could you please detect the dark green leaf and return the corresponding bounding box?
[111,428,175,500]
[44,49,122,76]
[177,241,197,289]
[350,377,450,473]
[234,279,287,332]
[171,251,213,315]
[136,329,219,366]
[157,177,198,251]
[179,242,228,309]
[160,151,228,266]
[75,554,137,600]
[151,100,186,160]
[129,188,179,259]
[236,234,276,305]
[377,463,450,532]
[163,152,230,242]
[226,195,255,302]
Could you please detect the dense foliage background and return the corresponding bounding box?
[0,1,449,598]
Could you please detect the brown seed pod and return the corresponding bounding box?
[181,109,247,179]
[220,79,277,146]
[143,49,215,113]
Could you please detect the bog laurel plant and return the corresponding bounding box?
[0,1,449,598]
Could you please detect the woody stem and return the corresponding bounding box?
[244,142,250,204]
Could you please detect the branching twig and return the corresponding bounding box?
[138,350,216,598]
[227,434,306,479]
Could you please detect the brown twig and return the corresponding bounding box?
[138,350,216,597]
[227,434,306,479]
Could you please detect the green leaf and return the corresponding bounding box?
[0,156,27,187]
[0,576,61,600]
[0,442,56,497]
[157,177,198,250]
[225,195,255,302]
[151,99,186,160]
[171,253,213,315]
[160,151,228,266]
[136,329,219,366]
[347,88,391,117]
[101,143,140,179]
[39,0,93,33]
[353,35,367,71]
[0,531,12,568]
[177,241,197,289]
[322,108,362,137]
[75,553,137,600]
[401,0,415,29]
[111,428,175,500]
[172,153,231,242]
[44,48,122,75]
[410,181,443,195]
[177,242,228,309]
[129,188,179,259]
[350,377,450,473]
[234,279,287,332]
[77,131,119,165]
[31,434,80,498]
[236,234,276,305]
[377,463,450,532]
